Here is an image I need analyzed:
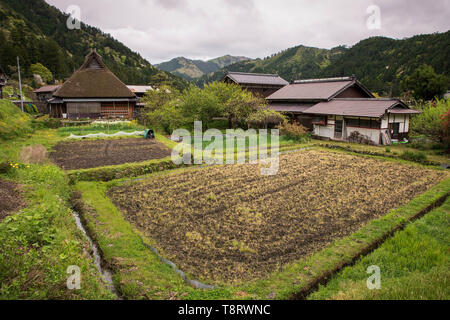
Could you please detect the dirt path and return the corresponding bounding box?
[49,138,172,170]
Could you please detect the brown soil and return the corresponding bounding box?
[49,138,172,170]
[108,150,447,284]
[20,144,48,164]
[0,179,26,221]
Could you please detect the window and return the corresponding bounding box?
[371,120,381,129]
[312,116,327,125]
[390,123,400,135]
[346,118,381,129]
[359,119,371,128]
[346,118,359,127]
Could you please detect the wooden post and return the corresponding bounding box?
[17,57,24,112]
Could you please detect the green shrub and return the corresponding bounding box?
[385,147,391,153]
[68,158,189,183]
[0,161,11,174]
[278,122,311,143]
[400,150,428,162]
[32,115,62,129]
[410,99,450,141]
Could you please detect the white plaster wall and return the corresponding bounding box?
[383,114,410,133]
[345,127,381,144]
[313,124,334,138]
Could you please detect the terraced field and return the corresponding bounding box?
[49,138,172,170]
[109,150,446,284]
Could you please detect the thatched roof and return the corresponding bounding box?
[54,50,135,99]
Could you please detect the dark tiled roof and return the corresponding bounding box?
[34,85,61,93]
[269,103,314,113]
[267,77,374,101]
[267,79,354,101]
[225,72,289,86]
[388,107,420,114]
[304,99,411,118]
[54,50,135,99]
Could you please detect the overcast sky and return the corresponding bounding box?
[46,0,450,64]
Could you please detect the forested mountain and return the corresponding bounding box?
[195,45,343,86]
[156,55,250,81]
[198,32,450,96]
[0,0,188,90]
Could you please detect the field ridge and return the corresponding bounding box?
[295,191,449,300]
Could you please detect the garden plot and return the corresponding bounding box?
[108,150,446,284]
[0,179,25,221]
[49,138,172,170]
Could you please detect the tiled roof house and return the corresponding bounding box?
[267,77,419,145]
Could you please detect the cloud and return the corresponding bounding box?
[46,0,450,64]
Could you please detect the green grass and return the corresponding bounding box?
[57,121,145,137]
[0,100,33,140]
[0,128,61,163]
[1,86,32,102]
[309,198,450,300]
[0,127,115,299]
[0,164,114,299]
[190,133,304,152]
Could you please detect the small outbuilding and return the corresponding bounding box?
[50,50,137,119]
[222,71,289,98]
[34,85,61,102]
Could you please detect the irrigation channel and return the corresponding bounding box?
[72,211,121,299]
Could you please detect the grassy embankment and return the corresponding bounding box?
[309,198,450,300]
[0,100,114,299]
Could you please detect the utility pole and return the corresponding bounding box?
[17,56,24,112]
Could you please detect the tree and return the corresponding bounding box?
[148,72,173,89]
[142,85,184,133]
[180,85,222,129]
[203,82,268,128]
[30,63,53,83]
[410,99,450,141]
[402,64,448,101]
[247,107,287,129]
[143,82,286,133]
